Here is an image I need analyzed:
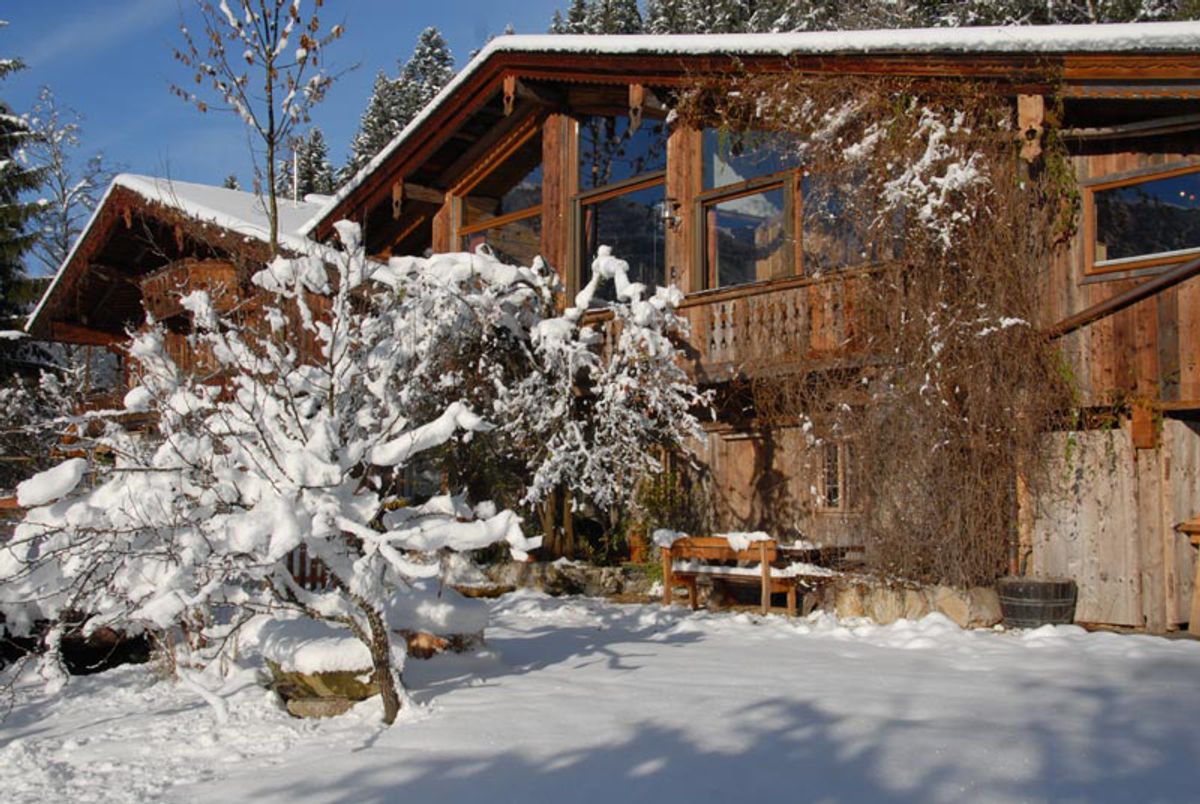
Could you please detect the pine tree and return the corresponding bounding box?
[549,9,568,32]
[295,127,334,197]
[222,173,240,190]
[564,0,592,33]
[344,70,404,179]
[0,27,43,317]
[747,0,834,31]
[684,0,751,33]
[587,0,644,32]
[646,0,695,32]
[399,27,455,114]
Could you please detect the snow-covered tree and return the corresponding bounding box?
[277,127,334,200]
[587,0,645,32]
[554,0,597,32]
[645,0,695,32]
[344,71,405,180]
[0,26,43,319]
[396,27,454,121]
[498,246,710,537]
[683,0,751,33]
[24,87,117,277]
[171,1,343,255]
[343,29,453,182]
[296,127,334,196]
[0,224,540,724]
[221,173,241,191]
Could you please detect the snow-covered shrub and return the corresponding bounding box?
[0,227,708,722]
[370,244,711,557]
[0,223,539,724]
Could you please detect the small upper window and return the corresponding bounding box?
[578,115,667,190]
[702,129,795,190]
[1092,166,1200,271]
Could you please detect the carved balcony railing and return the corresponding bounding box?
[589,272,867,384]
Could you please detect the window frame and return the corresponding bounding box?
[573,136,669,295]
[817,438,859,514]
[452,121,544,254]
[1083,160,1200,278]
[695,170,796,291]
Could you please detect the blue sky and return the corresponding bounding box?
[3,1,565,191]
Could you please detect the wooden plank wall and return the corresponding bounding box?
[1031,420,1199,629]
[1031,429,1142,626]
[1048,134,1200,408]
[700,426,862,548]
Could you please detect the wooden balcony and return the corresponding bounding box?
[592,271,867,384]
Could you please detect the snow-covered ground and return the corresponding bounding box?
[2,591,1198,803]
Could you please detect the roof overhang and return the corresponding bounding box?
[305,22,1200,241]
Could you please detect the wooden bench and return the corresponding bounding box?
[661,536,809,616]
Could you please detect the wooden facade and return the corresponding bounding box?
[307,36,1200,630]
[29,31,1200,630]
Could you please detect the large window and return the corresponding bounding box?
[699,129,794,289]
[1089,164,1200,273]
[459,132,542,266]
[577,114,668,297]
[801,175,898,276]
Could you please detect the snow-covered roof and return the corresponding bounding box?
[302,21,1200,236]
[26,174,324,334]
[113,174,323,249]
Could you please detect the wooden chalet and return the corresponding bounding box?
[28,23,1200,632]
[25,175,325,407]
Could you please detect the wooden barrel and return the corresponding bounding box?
[997,578,1078,628]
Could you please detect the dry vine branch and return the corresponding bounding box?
[675,71,1076,587]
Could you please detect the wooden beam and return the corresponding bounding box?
[391,180,445,219]
[1062,112,1200,141]
[503,74,517,116]
[1047,255,1200,339]
[628,83,645,134]
[49,322,124,346]
[441,105,542,194]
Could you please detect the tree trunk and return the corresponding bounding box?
[540,489,559,557]
[364,607,402,725]
[561,487,575,559]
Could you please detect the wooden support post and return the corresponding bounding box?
[661,546,673,606]
[760,541,771,615]
[786,586,797,617]
[392,180,403,219]
[1132,403,1156,450]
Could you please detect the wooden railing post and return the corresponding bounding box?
[661,545,673,606]
[760,540,771,615]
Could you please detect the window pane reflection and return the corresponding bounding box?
[707,187,787,288]
[703,129,796,190]
[582,183,666,300]
[1095,170,1200,264]
[462,215,541,266]
[578,115,667,190]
